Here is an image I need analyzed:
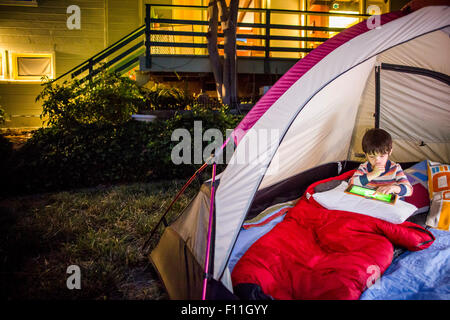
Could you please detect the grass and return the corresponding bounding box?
[0,179,201,300]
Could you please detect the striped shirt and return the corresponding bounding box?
[350,160,413,197]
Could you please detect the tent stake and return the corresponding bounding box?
[202,160,217,300]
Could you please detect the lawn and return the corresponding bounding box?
[0,179,201,300]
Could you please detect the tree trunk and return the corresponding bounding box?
[207,0,239,109]
[222,0,238,108]
[207,1,223,100]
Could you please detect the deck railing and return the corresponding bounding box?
[53,5,369,84]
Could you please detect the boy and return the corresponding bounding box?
[350,128,413,197]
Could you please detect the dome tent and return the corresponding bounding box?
[149,5,450,300]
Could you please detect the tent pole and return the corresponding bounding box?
[202,160,217,300]
[375,65,381,128]
[141,159,211,253]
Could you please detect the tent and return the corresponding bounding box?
[149,5,450,300]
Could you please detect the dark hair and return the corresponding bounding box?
[362,128,392,155]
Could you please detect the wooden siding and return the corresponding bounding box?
[0,0,158,127]
[107,0,141,45]
[0,0,106,76]
[0,82,44,127]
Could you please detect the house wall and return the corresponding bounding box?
[0,0,397,128]
[0,0,107,128]
[0,0,149,128]
[107,0,141,46]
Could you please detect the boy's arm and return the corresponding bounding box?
[350,163,384,186]
[395,165,413,197]
[349,164,369,186]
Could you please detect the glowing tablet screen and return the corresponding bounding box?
[347,185,394,203]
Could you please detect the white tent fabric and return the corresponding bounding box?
[214,6,450,289]
[259,58,376,189]
[350,28,450,163]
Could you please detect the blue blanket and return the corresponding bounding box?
[360,229,450,300]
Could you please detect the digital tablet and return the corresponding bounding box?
[344,184,397,205]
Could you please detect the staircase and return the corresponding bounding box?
[53,25,146,84]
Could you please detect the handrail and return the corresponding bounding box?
[52,24,145,83]
[149,18,346,32]
[148,30,329,42]
[71,29,145,78]
[146,4,371,18]
[144,4,367,69]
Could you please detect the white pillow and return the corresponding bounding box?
[312,181,418,224]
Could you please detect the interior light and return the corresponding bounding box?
[329,10,360,29]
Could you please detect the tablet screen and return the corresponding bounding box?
[346,185,395,203]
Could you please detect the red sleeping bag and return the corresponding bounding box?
[231,170,435,300]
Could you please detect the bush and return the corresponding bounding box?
[0,133,13,166]
[37,70,144,129]
[0,105,6,125]
[147,104,244,179]
[140,83,192,111]
[3,107,244,195]
[4,122,154,194]
[0,106,13,181]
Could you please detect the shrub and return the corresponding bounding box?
[0,133,13,168]
[0,105,13,182]
[3,107,244,195]
[36,70,144,129]
[5,122,153,194]
[0,105,6,125]
[140,83,193,111]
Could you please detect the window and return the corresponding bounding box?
[12,53,53,80]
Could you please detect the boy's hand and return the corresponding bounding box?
[375,184,401,195]
[367,164,385,181]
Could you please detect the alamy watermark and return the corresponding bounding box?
[366,265,382,291]
[171,121,280,175]
[67,5,81,30]
[66,265,81,290]
[366,5,382,30]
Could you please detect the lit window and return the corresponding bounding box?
[12,53,53,80]
[329,11,360,29]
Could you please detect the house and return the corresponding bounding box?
[0,0,402,129]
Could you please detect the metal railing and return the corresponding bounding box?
[52,25,145,84]
[53,4,369,84]
[145,4,370,69]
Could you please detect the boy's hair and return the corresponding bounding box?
[362,128,392,155]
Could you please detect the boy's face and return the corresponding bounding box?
[366,150,391,169]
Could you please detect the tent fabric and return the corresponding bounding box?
[150,226,204,300]
[231,11,404,146]
[214,6,450,286]
[150,182,213,300]
[150,6,450,299]
[170,181,216,270]
[349,28,450,163]
[257,58,376,190]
